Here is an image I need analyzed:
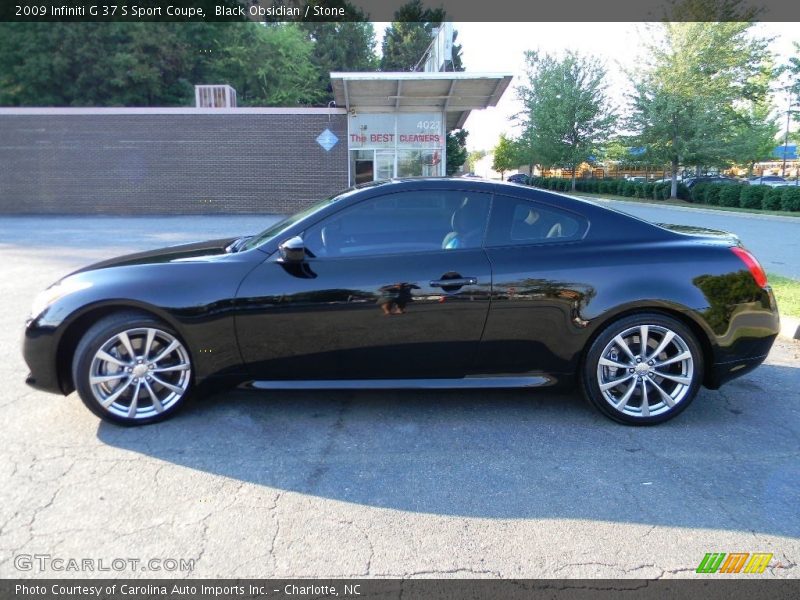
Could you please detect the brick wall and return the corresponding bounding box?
[0,109,349,215]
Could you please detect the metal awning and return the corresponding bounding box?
[330,71,513,130]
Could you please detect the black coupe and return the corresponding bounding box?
[23,179,780,425]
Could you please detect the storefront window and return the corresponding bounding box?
[348,112,445,184]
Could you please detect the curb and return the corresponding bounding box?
[780,316,800,341]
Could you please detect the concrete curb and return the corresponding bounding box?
[780,315,800,341]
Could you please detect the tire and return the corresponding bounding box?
[581,313,704,425]
[72,311,193,425]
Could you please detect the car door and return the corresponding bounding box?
[476,194,591,376]
[235,190,493,381]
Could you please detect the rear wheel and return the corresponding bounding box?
[581,313,703,425]
[72,312,193,425]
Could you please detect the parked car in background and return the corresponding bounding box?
[507,173,530,184]
[683,176,744,189]
[23,178,779,426]
[747,176,789,188]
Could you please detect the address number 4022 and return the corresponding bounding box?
[417,121,441,130]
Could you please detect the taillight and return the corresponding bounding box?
[731,246,768,288]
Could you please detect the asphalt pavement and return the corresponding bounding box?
[0,213,798,579]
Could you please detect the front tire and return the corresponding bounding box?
[72,312,193,425]
[581,313,703,425]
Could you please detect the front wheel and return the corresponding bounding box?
[72,312,193,425]
[581,313,704,425]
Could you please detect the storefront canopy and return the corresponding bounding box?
[330,72,513,130]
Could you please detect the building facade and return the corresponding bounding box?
[0,72,511,215]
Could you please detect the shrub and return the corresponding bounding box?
[704,185,722,206]
[719,185,742,207]
[642,183,654,199]
[762,187,784,210]
[690,183,708,203]
[676,182,690,200]
[739,186,766,209]
[621,181,635,197]
[781,186,800,212]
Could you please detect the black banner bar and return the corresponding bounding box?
[2,580,800,600]
[2,0,800,22]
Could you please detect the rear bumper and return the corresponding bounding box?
[706,346,774,389]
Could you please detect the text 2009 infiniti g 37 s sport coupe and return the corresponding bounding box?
[23,178,780,426]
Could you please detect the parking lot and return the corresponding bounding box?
[1,215,798,579]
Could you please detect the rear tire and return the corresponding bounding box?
[581,313,703,425]
[72,312,193,425]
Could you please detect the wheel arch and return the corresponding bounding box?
[55,302,188,395]
[580,304,715,389]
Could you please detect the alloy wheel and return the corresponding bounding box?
[596,324,694,418]
[88,327,191,420]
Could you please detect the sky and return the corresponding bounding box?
[375,22,799,153]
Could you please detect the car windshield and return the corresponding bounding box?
[239,182,383,252]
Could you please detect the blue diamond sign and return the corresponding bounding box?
[316,128,339,152]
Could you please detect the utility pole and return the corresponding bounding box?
[782,94,791,178]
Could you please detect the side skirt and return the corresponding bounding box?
[246,375,556,391]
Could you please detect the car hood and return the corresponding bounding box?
[656,223,739,244]
[71,237,238,274]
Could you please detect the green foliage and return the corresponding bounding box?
[0,22,335,107]
[738,185,766,209]
[380,0,452,71]
[445,130,468,176]
[718,185,742,207]
[781,187,800,212]
[203,24,323,106]
[763,187,784,210]
[626,21,772,198]
[491,134,517,179]
[465,149,486,173]
[704,185,723,206]
[516,50,616,191]
[300,15,378,103]
[690,183,709,203]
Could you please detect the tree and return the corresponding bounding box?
[517,51,616,191]
[492,134,517,180]
[727,102,780,175]
[0,22,327,107]
[379,1,463,72]
[299,2,378,104]
[201,24,323,106]
[626,20,772,197]
[445,130,468,175]
[466,149,487,174]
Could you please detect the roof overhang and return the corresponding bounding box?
[330,71,513,130]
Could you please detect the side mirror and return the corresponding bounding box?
[278,236,306,263]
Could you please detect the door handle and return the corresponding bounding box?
[429,277,478,288]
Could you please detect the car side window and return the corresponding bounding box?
[304,191,491,258]
[485,196,586,247]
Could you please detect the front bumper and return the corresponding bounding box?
[22,318,68,395]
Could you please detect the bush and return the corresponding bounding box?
[642,183,654,199]
[781,186,800,212]
[739,186,766,209]
[690,183,708,203]
[762,187,784,210]
[676,182,690,200]
[704,185,722,206]
[719,185,742,207]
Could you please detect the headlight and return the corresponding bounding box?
[30,279,92,319]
